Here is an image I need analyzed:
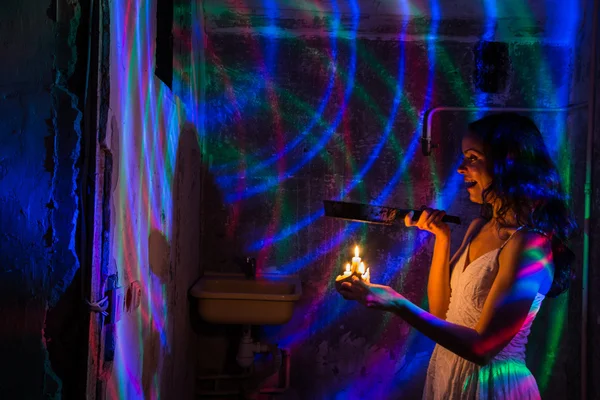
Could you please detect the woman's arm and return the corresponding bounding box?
[341,230,553,366]
[427,234,451,318]
[428,218,487,318]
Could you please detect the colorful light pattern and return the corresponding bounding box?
[106,0,582,398]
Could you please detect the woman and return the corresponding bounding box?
[338,113,577,399]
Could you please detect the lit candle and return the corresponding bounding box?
[351,246,361,273]
[336,262,353,291]
[336,244,373,291]
[358,261,365,275]
[362,267,370,283]
[343,263,352,277]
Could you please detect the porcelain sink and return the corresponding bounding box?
[189,272,302,325]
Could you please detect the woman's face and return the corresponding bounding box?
[457,133,493,204]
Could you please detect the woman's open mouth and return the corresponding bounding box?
[465,180,477,189]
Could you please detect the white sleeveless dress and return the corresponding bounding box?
[422,228,544,400]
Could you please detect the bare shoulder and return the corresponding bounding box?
[498,229,553,287]
[503,229,552,255]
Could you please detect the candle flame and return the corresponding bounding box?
[354,245,359,257]
[345,263,350,272]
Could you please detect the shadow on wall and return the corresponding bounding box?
[183,123,251,378]
[166,122,204,398]
[142,230,170,399]
[138,122,207,399]
[197,144,244,275]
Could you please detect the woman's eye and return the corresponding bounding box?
[467,155,478,162]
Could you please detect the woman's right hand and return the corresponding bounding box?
[404,207,451,237]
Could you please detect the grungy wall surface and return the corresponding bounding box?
[101,0,203,398]
[0,0,83,398]
[1,0,596,399]
[198,1,592,399]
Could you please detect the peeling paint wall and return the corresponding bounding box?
[0,0,84,398]
[198,1,594,399]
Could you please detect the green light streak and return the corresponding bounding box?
[495,1,572,392]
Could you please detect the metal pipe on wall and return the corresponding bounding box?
[582,0,599,399]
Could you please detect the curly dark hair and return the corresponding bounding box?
[468,112,578,297]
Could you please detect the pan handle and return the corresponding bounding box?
[410,210,461,225]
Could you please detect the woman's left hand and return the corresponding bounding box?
[338,276,404,312]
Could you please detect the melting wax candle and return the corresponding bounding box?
[351,246,361,273]
[362,267,370,283]
[336,245,372,292]
[343,263,352,277]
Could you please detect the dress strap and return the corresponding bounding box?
[499,225,527,250]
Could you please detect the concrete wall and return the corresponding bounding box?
[198,1,593,399]
[0,0,84,398]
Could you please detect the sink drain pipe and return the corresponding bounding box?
[197,325,289,397]
[237,325,270,368]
